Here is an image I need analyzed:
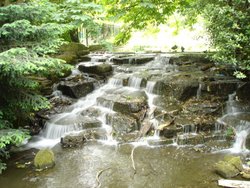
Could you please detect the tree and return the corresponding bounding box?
[0,1,71,173]
[54,0,104,43]
[101,0,250,77]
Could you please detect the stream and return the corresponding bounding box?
[1,52,250,188]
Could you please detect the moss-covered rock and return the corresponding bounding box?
[214,156,243,178]
[55,42,89,64]
[215,161,239,178]
[34,149,55,170]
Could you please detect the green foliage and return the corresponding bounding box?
[99,0,191,44]
[55,0,104,41]
[200,0,250,76]
[0,48,71,127]
[0,128,30,174]
[101,0,250,78]
[0,1,72,174]
[0,2,71,54]
[225,127,235,137]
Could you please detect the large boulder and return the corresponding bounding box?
[78,62,113,76]
[214,156,243,178]
[58,80,94,99]
[34,149,55,170]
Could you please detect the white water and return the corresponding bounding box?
[218,93,250,153]
[128,76,142,89]
[183,124,197,134]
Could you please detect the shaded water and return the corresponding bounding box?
[1,142,228,188]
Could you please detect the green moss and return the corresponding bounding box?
[34,149,55,170]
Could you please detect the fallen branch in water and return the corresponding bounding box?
[156,117,176,131]
[96,167,111,188]
[131,146,137,174]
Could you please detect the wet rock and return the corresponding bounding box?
[61,132,86,148]
[106,113,139,134]
[115,132,139,142]
[214,156,243,178]
[55,115,102,130]
[109,74,130,86]
[169,54,212,66]
[61,128,107,148]
[97,90,148,114]
[112,56,154,65]
[176,134,205,145]
[78,63,112,76]
[205,80,241,97]
[147,138,173,146]
[80,107,101,117]
[236,82,250,102]
[160,72,202,101]
[90,55,107,62]
[34,149,55,170]
[58,80,94,99]
[159,125,182,138]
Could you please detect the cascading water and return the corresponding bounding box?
[27,54,179,148]
[128,76,142,89]
[144,81,161,138]
[217,92,250,153]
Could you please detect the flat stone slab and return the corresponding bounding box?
[112,56,154,65]
[78,62,113,76]
[97,90,148,114]
[58,80,94,99]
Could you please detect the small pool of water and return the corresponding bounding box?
[0,141,235,188]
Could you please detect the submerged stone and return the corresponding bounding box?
[34,149,55,170]
[177,134,205,145]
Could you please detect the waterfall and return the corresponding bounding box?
[218,92,250,153]
[128,76,142,89]
[232,130,248,152]
[146,81,156,94]
[183,124,197,134]
[108,78,123,87]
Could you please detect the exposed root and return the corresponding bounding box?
[95,167,111,188]
[130,146,137,174]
